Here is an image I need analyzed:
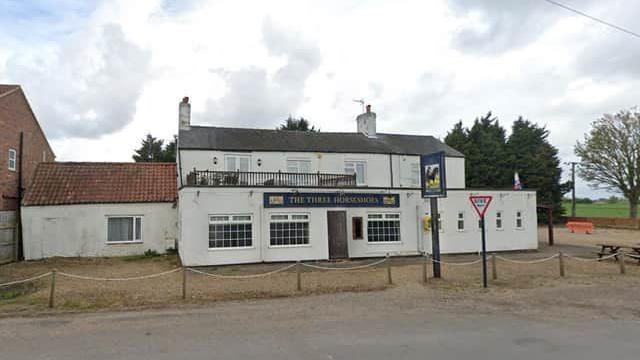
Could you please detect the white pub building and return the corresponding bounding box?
[176,98,537,266]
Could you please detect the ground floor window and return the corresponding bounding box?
[367,213,401,243]
[107,216,142,243]
[515,211,524,229]
[208,214,253,248]
[270,213,310,246]
[457,212,465,231]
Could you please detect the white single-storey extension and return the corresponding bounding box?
[176,98,538,266]
[21,162,178,259]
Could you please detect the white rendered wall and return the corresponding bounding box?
[178,187,537,266]
[179,150,465,189]
[22,202,177,260]
[429,190,538,254]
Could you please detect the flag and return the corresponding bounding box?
[513,172,522,190]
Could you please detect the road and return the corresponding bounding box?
[1,289,639,360]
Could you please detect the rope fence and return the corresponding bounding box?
[1,250,637,309]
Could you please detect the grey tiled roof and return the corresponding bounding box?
[178,126,464,157]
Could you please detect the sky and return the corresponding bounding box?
[1,0,638,199]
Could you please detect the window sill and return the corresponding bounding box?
[268,244,312,249]
[367,241,403,245]
[208,246,254,251]
[106,241,143,245]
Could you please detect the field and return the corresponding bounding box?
[562,199,630,218]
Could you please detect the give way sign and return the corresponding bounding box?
[469,195,493,218]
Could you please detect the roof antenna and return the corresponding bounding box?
[353,98,365,113]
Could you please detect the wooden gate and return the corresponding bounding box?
[0,211,16,264]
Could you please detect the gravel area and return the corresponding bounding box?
[1,226,639,319]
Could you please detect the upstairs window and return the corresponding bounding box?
[286,159,311,173]
[345,161,366,185]
[225,154,250,172]
[107,216,142,243]
[8,148,17,171]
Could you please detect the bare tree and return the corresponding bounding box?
[575,108,640,219]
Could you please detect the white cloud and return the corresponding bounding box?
[2,0,639,198]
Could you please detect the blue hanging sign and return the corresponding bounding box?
[264,192,400,208]
[420,151,447,198]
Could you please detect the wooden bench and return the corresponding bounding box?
[596,243,640,264]
[566,221,594,234]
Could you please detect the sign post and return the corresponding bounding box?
[420,152,447,278]
[470,195,492,288]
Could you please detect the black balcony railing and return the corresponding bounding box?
[186,169,358,188]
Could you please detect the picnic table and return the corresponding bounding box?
[596,243,640,263]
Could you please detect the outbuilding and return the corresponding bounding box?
[21,162,178,259]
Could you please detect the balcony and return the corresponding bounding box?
[186,169,357,188]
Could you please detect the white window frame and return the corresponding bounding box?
[344,160,367,186]
[495,211,504,231]
[8,148,17,171]
[224,154,251,172]
[409,163,420,187]
[286,159,311,173]
[268,213,311,248]
[366,212,401,243]
[106,215,143,244]
[515,210,524,230]
[208,214,254,250]
[457,212,465,232]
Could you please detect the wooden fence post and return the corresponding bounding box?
[48,270,56,308]
[559,251,565,277]
[618,251,626,275]
[491,253,498,280]
[422,253,428,284]
[182,268,187,300]
[386,254,392,285]
[296,261,302,291]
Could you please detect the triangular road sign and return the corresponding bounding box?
[470,195,493,218]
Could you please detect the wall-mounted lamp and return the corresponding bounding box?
[257,158,262,167]
[213,157,218,165]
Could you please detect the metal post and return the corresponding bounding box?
[48,270,56,308]
[571,162,576,218]
[481,217,488,288]
[547,207,554,246]
[182,268,187,300]
[430,198,441,278]
[422,253,429,284]
[491,253,497,280]
[559,251,565,277]
[619,251,626,275]
[386,254,392,285]
[296,261,302,291]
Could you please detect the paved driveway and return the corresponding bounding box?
[1,288,639,360]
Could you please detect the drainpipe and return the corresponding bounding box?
[16,132,24,261]
[388,154,394,187]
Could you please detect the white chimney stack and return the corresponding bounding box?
[356,104,376,138]
[179,96,191,130]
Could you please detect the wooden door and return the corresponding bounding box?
[327,211,348,259]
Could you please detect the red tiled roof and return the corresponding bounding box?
[23,162,177,206]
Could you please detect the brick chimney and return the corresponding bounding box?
[356,104,376,138]
[179,96,191,130]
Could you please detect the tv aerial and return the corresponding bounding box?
[353,98,365,113]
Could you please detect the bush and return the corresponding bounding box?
[165,247,178,255]
[144,249,159,257]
